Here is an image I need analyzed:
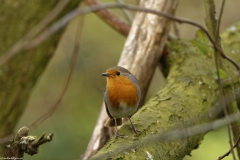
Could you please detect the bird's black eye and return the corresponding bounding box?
[116,71,121,76]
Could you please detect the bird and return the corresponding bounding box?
[101,66,141,137]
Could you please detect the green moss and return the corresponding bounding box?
[90,23,240,159]
[0,0,80,155]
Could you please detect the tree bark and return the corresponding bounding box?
[83,0,130,36]
[0,0,80,155]
[4,126,53,159]
[90,22,240,159]
[82,0,179,159]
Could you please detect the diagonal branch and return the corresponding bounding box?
[218,134,240,160]
[204,0,236,159]
[84,0,130,36]
[0,3,239,71]
[28,16,84,130]
[4,127,53,158]
[0,0,71,67]
[90,22,240,159]
[115,0,134,23]
[83,0,179,159]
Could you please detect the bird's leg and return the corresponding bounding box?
[128,117,140,136]
[114,118,125,138]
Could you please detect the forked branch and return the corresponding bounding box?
[4,127,53,158]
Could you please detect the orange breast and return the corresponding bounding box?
[106,76,138,109]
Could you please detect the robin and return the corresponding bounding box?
[101,66,141,137]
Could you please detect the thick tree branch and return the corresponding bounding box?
[90,22,240,159]
[83,0,179,159]
[0,0,80,154]
[1,3,239,71]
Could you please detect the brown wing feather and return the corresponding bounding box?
[104,98,114,119]
[104,98,122,127]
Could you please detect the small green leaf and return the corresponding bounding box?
[212,69,227,80]
[191,29,212,58]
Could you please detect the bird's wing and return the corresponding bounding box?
[104,98,114,119]
[104,89,122,127]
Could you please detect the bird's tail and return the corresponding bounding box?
[104,118,122,127]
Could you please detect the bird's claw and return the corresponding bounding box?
[129,125,141,136]
[115,132,126,138]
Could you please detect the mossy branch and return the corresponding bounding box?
[90,22,240,160]
[4,126,53,159]
[0,0,80,154]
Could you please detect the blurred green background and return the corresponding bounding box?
[15,0,240,159]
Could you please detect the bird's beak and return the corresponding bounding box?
[101,73,110,77]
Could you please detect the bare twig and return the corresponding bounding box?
[115,0,133,23]
[83,1,179,159]
[28,16,84,131]
[0,2,239,149]
[0,0,71,67]
[216,2,239,159]
[215,52,236,159]
[216,0,226,40]
[84,0,130,36]
[4,126,53,158]
[206,0,235,158]
[0,16,85,145]
[25,0,71,40]
[0,3,239,71]
[218,134,240,160]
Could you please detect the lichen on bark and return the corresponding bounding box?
[90,22,240,160]
[0,0,80,155]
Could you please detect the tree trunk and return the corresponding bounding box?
[0,0,80,155]
[82,0,179,159]
[90,22,240,160]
